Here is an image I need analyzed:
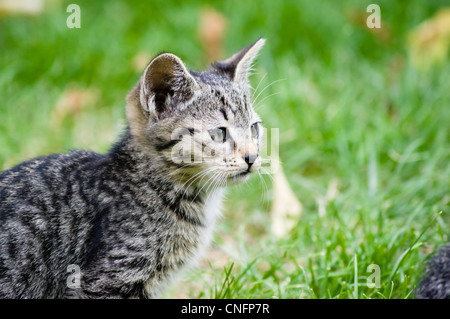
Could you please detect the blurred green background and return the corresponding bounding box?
[0,0,449,298]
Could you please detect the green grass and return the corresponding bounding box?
[1,0,449,299]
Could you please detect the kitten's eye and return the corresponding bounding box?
[250,122,260,138]
[209,127,227,142]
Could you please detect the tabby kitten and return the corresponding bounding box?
[0,38,266,298]
[416,244,450,299]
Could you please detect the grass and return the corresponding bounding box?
[1,0,449,299]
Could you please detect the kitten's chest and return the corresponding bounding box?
[175,189,225,259]
[143,189,225,297]
[197,188,225,247]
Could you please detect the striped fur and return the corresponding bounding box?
[0,38,265,298]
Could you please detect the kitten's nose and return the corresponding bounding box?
[244,153,258,169]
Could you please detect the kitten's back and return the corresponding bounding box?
[416,244,450,299]
[0,150,105,298]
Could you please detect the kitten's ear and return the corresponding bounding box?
[213,37,266,86]
[140,53,199,120]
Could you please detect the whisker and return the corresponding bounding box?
[251,72,267,99]
[190,169,222,204]
[253,92,280,110]
[260,166,274,184]
[252,78,285,106]
[215,172,228,196]
[169,162,197,176]
[205,170,223,194]
[176,166,216,197]
[185,168,215,191]
[203,171,224,204]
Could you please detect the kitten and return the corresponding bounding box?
[416,244,450,299]
[0,38,266,298]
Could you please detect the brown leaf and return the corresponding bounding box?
[131,52,152,72]
[0,0,44,15]
[346,7,391,43]
[198,7,227,63]
[51,88,98,127]
[408,8,450,70]
[270,159,302,238]
[316,179,339,218]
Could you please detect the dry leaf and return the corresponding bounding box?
[0,0,44,15]
[132,52,151,72]
[51,88,98,127]
[198,7,227,63]
[270,159,302,238]
[408,8,450,70]
[316,179,339,218]
[346,7,391,43]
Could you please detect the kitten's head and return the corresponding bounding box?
[126,38,265,188]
